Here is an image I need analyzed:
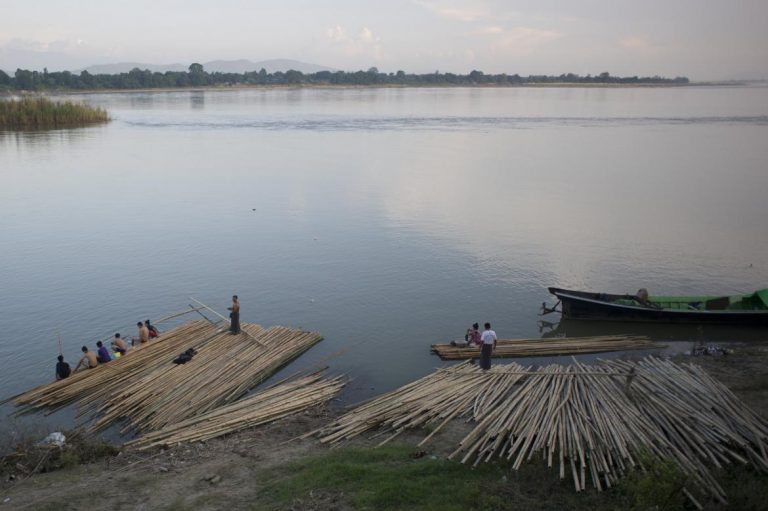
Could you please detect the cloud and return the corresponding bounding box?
[325,25,382,59]
[469,26,504,35]
[619,35,660,56]
[2,37,89,54]
[468,26,562,53]
[412,0,488,22]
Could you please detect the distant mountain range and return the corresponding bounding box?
[81,59,335,75]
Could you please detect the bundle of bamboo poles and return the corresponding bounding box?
[127,371,345,450]
[88,324,323,433]
[431,335,660,360]
[14,320,218,414]
[14,320,324,436]
[309,358,768,505]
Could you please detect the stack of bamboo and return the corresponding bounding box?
[89,324,322,433]
[15,320,217,414]
[127,371,345,450]
[15,320,324,436]
[310,358,768,505]
[431,335,660,360]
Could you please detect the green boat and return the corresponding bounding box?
[547,287,768,325]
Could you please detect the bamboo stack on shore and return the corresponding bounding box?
[14,320,324,436]
[127,371,345,450]
[431,335,661,360]
[310,358,768,505]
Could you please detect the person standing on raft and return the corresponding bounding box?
[228,295,241,334]
[480,322,497,370]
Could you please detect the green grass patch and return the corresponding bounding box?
[259,445,580,511]
[0,97,109,129]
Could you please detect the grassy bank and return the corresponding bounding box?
[0,97,109,129]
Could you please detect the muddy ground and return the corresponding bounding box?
[1,344,766,511]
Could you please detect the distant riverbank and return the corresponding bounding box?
[1,68,690,93]
[1,81,730,97]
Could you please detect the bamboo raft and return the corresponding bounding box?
[431,335,661,360]
[307,358,768,505]
[127,371,345,450]
[14,319,323,435]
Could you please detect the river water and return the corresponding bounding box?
[1,86,767,430]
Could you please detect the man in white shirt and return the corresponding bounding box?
[480,322,497,370]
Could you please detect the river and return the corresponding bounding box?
[1,85,767,430]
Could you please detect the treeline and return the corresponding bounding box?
[0,64,689,91]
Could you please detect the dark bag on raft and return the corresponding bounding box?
[173,348,198,365]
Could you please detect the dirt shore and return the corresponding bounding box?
[1,345,766,510]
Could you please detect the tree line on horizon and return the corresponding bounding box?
[0,64,689,91]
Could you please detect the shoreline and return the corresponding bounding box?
[1,81,743,97]
[1,345,766,510]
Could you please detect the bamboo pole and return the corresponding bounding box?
[431,335,662,360]
[308,357,767,505]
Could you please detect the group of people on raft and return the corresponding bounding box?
[53,295,242,381]
[54,320,159,380]
[452,322,498,370]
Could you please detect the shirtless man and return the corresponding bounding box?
[137,321,150,345]
[111,333,128,355]
[74,346,98,372]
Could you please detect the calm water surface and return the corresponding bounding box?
[1,86,767,430]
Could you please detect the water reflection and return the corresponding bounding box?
[541,318,768,343]
[189,91,205,109]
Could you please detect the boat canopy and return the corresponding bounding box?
[754,289,768,308]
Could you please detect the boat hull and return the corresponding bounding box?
[549,287,768,326]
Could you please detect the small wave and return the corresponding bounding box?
[122,115,768,131]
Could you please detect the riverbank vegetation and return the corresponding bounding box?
[0,64,689,92]
[0,97,109,129]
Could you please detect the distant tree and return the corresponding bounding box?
[14,69,35,90]
[0,69,11,86]
[284,69,303,84]
[468,70,484,83]
[187,63,206,86]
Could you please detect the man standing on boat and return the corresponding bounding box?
[480,322,497,370]
[228,295,241,334]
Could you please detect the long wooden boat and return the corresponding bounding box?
[548,287,768,325]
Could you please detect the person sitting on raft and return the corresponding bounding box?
[55,355,71,381]
[136,321,150,346]
[111,333,128,356]
[145,320,159,339]
[96,341,112,363]
[74,346,98,372]
[466,323,482,347]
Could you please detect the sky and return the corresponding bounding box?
[1,0,767,80]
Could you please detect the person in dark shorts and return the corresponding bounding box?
[96,341,112,363]
[111,333,128,355]
[228,295,241,334]
[55,355,71,380]
[480,322,497,370]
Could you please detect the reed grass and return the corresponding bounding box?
[0,97,109,129]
